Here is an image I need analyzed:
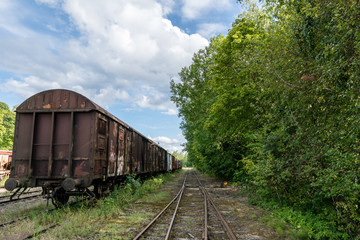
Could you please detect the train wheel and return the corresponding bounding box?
[52,188,69,207]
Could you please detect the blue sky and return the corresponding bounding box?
[0,0,244,152]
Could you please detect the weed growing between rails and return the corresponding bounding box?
[0,172,178,239]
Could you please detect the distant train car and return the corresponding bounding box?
[5,89,179,206]
[0,150,12,180]
[166,153,172,172]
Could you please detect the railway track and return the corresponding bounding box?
[0,197,94,240]
[133,170,238,240]
[0,189,42,200]
[0,194,43,206]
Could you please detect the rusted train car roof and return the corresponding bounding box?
[0,150,12,155]
[16,89,163,150]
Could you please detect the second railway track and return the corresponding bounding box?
[134,170,238,240]
[0,189,43,206]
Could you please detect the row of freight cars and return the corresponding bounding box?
[5,89,181,206]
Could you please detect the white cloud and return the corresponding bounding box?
[197,23,227,38]
[35,0,62,7]
[3,76,61,99]
[0,0,209,112]
[157,0,175,15]
[181,0,233,20]
[152,136,179,144]
[161,108,178,115]
[150,136,183,152]
[0,1,36,38]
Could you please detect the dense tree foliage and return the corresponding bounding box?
[0,102,15,150]
[171,151,190,167]
[171,0,360,238]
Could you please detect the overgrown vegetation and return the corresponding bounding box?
[0,173,176,239]
[172,151,191,167]
[0,102,15,150]
[0,175,8,188]
[171,0,360,238]
[50,173,173,239]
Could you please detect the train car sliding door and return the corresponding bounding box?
[52,113,71,178]
[32,113,51,177]
[116,127,125,176]
[123,129,131,174]
[107,121,117,177]
[72,112,92,185]
[95,114,107,178]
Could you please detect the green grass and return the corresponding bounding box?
[36,172,177,239]
[0,171,184,240]
[0,175,8,187]
[251,199,351,240]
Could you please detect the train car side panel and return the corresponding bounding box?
[131,131,137,173]
[171,156,175,171]
[161,149,166,172]
[11,113,33,178]
[107,120,117,177]
[52,112,71,177]
[124,129,132,174]
[116,126,125,176]
[95,114,108,179]
[141,136,147,173]
[73,112,93,186]
[32,113,51,177]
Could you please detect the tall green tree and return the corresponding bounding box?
[171,151,190,167]
[171,43,218,173]
[171,0,360,237]
[0,102,15,150]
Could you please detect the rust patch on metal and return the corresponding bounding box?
[43,103,51,109]
[60,165,68,177]
[74,160,89,176]
[15,163,27,176]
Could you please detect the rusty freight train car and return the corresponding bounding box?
[5,89,181,206]
[0,150,12,180]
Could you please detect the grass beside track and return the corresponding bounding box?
[0,176,8,188]
[1,171,181,240]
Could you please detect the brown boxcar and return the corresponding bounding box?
[171,155,176,171]
[5,89,177,206]
[0,150,12,180]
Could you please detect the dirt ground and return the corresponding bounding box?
[128,168,291,240]
[0,169,293,239]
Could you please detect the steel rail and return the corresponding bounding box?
[165,183,185,240]
[23,224,58,239]
[195,173,237,240]
[200,184,209,240]
[0,190,42,200]
[0,194,91,229]
[0,194,43,206]
[133,174,188,240]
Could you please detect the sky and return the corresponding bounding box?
[0,0,244,153]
